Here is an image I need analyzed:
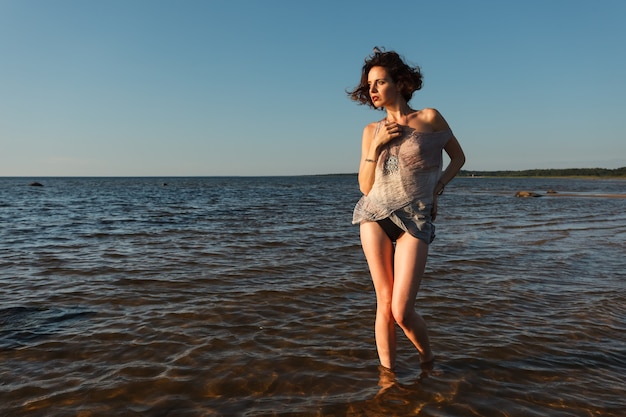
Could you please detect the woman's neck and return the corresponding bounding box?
[387,109,414,125]
[385,103,414,124]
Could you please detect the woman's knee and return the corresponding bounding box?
[391,303,416,328]
[375,297,393,318]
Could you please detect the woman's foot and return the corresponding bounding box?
[420,356,434,370]
[376,365,397,396]
[419,355,435,379]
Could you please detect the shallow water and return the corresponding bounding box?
[0,176,624,416]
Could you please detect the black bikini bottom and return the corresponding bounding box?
[377,217,404,242]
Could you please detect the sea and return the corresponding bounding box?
[0,175,624,417]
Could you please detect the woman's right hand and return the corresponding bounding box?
[373,121,402,149]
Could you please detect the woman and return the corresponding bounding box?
[348,48,465,371]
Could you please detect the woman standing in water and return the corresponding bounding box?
[348,48,465,371]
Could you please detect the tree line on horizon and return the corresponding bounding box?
[458,167,626,177]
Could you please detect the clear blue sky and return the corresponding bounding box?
[1,0,625,176]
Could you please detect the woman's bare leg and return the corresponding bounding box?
[360,221,396,370]
[391,233,433,363]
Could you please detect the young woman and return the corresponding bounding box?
[348,48,465,371]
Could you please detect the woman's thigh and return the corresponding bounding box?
[360,222,395,300]
[392,234,429,308]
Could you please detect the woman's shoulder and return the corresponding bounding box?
[413,107,439,122]
[414,108,450,131]
[362,119,384,135]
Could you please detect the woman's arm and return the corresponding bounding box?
[427,109,466,195]
[357,121,402,195]
[437,137,466,193]
[357,123,379,195]
[432,136,465,221]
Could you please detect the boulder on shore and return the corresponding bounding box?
[515,191,541,198]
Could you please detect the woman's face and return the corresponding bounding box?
[368,66,400,108]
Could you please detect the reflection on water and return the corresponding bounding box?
[0,176,624,416]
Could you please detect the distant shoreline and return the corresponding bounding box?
[457,167,626,178]
[323,167,626,179]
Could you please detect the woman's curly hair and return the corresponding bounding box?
[347,47,423,109]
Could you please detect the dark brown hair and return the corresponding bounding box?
[347,47,423,109]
